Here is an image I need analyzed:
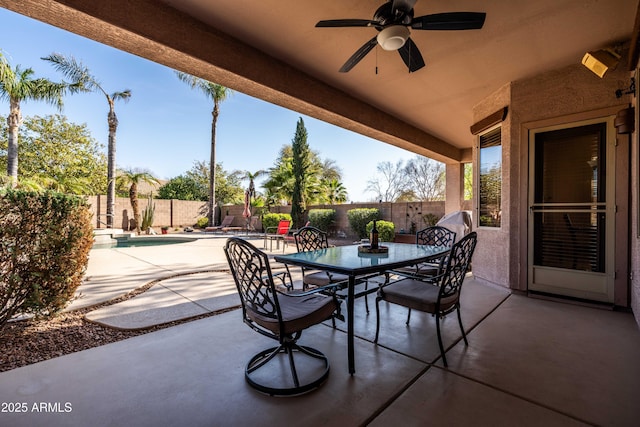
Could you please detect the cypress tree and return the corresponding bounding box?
[291,117,310,228]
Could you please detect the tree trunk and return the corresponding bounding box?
[6,99,22,185]
[208,103,218,227]
[106,105,118,228]
[130,183,140,233]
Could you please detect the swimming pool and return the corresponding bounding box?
[93,236,197,249]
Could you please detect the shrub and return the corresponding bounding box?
[308,209,336,232]
[195,217,208,228]
[366,220,395,242]
[0,190,93,329]
[262,213,292,231]
[422,213,441,227]
[347,208,380,238]
[141,196,155,233]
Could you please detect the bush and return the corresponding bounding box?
[195,217,208,228]
[347,208,380,238]
[365,220,395,242]
[308,209,336,232]
[262,213,292,231]
[141,196,155,233]
[0,190,93,329]
[422,213,441,227]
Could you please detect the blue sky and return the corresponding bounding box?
[0,8,420,202]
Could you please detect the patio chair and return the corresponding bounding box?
[224,237,341,396]
[263,219,291,251]
[374,232,477,367]
[294,226,349,289]
[204,215,234,232]
[391,226,456,279]
[294,225,373,313]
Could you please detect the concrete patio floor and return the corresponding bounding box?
[1,234,639,426]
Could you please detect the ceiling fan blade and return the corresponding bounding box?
[392,0,418,14]
[397,37,425,73]
[411,12,486,30]
[339,36,379,73]
[316,19,374,28]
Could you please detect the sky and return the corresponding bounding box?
[0,8,420,202]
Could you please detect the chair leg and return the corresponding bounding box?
[406,308,412,325]
[435,314,448,367]
[287,345,300,388]
[374,296,381,343]
[247,344,284,374]
[245,342,330,396]
[364,280,369,314]
[457,305,468,345]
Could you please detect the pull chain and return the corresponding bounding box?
[375,44,379,75]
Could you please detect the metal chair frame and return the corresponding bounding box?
[225,237,340,395]
[375,232,477,367]
[407,225,457,277]
[293,226,342,288]
[263,219,291,252]
[294,226,374,313]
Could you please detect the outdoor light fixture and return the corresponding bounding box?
[616,77,636,98]
[377,25,410,51]
[582,48,621,78]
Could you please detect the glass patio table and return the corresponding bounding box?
[274,242,450,375]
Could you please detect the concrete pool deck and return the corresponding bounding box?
[74,233,301,329]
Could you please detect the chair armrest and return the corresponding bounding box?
[276,285,339,298]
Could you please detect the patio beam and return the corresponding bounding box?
[0,0,464,163]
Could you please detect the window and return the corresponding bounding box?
[464,163,473,200]
[479,127,502,227]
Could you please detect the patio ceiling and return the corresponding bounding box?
[2,0,639,163]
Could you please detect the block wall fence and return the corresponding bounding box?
[87,195,471,238]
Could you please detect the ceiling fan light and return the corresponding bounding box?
[377,25,410,51]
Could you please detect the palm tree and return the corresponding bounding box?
[176,72,232,227]
[325,179,348,204]
[242,169,266,199]
[0,53,78,185]
[116,169,159,234]
[43,53,131,228]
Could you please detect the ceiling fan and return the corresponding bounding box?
[316,0,486,73]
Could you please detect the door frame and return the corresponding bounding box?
[528,117,616,302]
[519,106,630,306]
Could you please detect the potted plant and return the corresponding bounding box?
[161,226,169,234]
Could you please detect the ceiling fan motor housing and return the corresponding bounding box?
[373,2,414,28]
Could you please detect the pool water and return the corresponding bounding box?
[93,236,197,249]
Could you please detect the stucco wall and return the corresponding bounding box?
[472,62,632,297]
[631,88,640,326]
[472,83,514,288]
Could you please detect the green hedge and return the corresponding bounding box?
[262,213,292,231]
[365,220,395,242]
[308,209,336,232]
[347,208,380,239]
[0,190,93,329]
[195,217,208,228]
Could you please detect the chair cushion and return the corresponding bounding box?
[304,271,350,287]
[379,278,458,313]
[249,293,337,335]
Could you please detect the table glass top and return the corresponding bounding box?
[274,242,448,274]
